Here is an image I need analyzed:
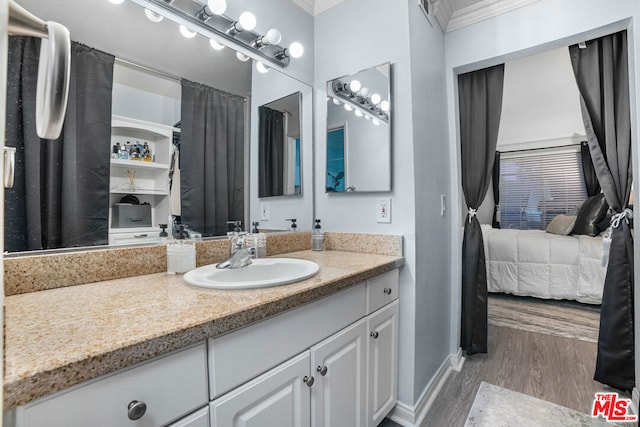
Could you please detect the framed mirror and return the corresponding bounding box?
[325,62,391,193]
[258,92,302,198]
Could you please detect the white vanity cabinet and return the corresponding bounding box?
[208,268,400,427]
[13,343,208,427]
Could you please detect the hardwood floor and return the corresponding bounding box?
[420,325,624,427]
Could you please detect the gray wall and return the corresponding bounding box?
[408,1,452,402]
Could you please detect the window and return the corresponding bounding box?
[499,147,587,230]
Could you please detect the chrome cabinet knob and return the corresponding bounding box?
[316,365,328,376]
[303,375,315,387]
[383,288,392,295]
[127,400,147,420]
[370,331,379,339]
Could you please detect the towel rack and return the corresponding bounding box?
[7,0,71,141]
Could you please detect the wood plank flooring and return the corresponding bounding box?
[420,325,624,427]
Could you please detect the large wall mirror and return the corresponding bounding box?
[5,0,313,253]
[326,63,392,193]
[258,92,302,198]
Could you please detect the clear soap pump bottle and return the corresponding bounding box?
[312,219,325,251]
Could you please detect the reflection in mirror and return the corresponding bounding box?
[326,63,392,193]
[3,0,312,252]
[258,92,302,198]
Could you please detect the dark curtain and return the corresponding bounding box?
[581,141,601,197]
[492,151,501,228]
[180,79,245,237]
[459,64,505,355]
[258,106,284,197]
[5,37,113,251]
[570,30,634,392]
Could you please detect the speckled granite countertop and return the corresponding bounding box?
[4,250,403,409]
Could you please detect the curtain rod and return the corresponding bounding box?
[498,140,585,154]
[114,57,182,82]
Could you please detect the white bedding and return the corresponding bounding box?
[480,224,606,305]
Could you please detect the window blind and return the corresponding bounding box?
[499,148,587,230]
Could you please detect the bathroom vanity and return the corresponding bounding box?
[3,249,402,427]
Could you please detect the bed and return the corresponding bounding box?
[480,224,606,305]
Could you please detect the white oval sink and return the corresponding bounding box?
[183,258,320,290]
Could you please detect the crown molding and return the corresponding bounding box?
[446,0,540,32]
[314,0,345,15]
[290,0,314,15]
[433,0,453,32]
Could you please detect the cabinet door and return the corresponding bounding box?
[310,318,367,427]
[367,300,399,427]
[210,351,311,427]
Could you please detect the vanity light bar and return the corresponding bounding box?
[132,0,294,68]
[331,79,390,124]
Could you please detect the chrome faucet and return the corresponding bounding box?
[216,247,256,269]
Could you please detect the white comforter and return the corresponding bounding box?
[480,225,606,304]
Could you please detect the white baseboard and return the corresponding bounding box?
[388,351,458,426]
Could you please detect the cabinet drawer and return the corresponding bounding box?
[209,282,366,399]
[109,230,160,246]
[366,269,399,314]
[17,343,208,427]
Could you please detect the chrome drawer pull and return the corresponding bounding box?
[127,400,147,420]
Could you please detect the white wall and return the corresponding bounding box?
[444,0,640,398]
[250,69,314,231]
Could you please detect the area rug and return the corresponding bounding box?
[464,382,614,426]
[488,294,600,343]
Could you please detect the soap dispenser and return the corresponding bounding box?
[286,218,298,231]
[245,221,266,258]
[166,224,196,274]
[312,219,325,251]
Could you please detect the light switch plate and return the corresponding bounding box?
[260,202,270,221]
[376,198,391,223]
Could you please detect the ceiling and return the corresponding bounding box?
[290,0,540,32]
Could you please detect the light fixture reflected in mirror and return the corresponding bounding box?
[209,38,225,50]
[256,61,270,73]
[108,0,124,4]
[207,0,227,15]
[179,24,197,38]
[144,9,163,22]
[236,52,250,62]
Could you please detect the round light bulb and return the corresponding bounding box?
[236,52,250,62]
[332,98,341,105]
[238,12,257,31]
[209,39,225,50]
[380,100,390,112]
[349,80,361,92]
[372,119,381,126]
[344,104,353,111]
[358,87,370,97]
[256,61,270,73]
[179,25,197,39]
[144,9,163,22]
[263,29,282,45]
[108,0,124,4]
[288,42,304,59]
[364,115,371,120]
[207,0,227,15]
[371,93,381,105]
[354,110,363,117]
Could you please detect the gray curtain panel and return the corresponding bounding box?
[180,79,245,237]
[5,37,113,251]
[580,141,601,197]
[258,106,284,197]
[492,151,501,228]
[459,64,505,356]
[570,30,634,392]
